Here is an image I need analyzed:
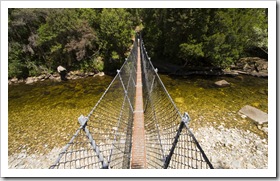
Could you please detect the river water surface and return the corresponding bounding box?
[8,74,268,156]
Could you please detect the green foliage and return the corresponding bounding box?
[99,9,133,54]
[8,42,26,78]
[141,8,268,68]
[92,57,104,72]
[178,43,204,65]
[80,56,104,73]
[8,8,140,78]
[8,8,268,78]
[99,8,134,71]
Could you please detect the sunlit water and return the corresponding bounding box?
[8,74,268,155]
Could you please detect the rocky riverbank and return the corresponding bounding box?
[8,124,268,169]
[8,71,105,85]
[153,57,268,78]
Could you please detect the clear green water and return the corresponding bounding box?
[161,74,268,137]
[8,74,268,155]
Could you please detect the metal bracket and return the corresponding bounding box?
[78,115,88,127]
[182,112,190,124]
[117,69,121,73]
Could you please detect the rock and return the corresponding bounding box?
[57,65,66,73]
[233,57,268,77]
[26,77,35,84]
[37,74,46,80]
[57,66,67,81]
[214,80,230,87]
[255,59,268,71]
[238,105,268,124]
[98,72,105,77]
[88,72,94,76]
[241,115,247,119]
[52,73,60,78]
[261,127,268,133]
[231,159,243,168]
[11,77,18,83]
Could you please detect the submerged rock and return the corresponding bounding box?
[214,80,230,87]
[238,105,268,124]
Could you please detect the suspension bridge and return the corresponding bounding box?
[49,35,214,169]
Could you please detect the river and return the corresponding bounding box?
[8,74,268,157]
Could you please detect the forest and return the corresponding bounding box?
[8,8,268,79]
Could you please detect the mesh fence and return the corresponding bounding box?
[140,38,213,169]
[49,39,137,169]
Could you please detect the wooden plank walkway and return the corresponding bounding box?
[131,39,147,169]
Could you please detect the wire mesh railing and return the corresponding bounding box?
[140,37,214,169]
[50,34,213,169]
[49,38,138,169]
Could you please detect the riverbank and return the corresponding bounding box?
[8,71,105,85]
[152,57,268,78]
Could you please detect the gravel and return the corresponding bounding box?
[193,125,268,169]
[9,125,268,169]
[8,147,61,169]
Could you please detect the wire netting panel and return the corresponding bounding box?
[50,39,137,169]
[168,125,212,169]
[50,127,104,169]
[85,75,134,169]
[140,38,213,169]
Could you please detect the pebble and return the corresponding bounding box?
[241,115,247,119]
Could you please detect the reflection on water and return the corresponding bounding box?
[8,74,268,155]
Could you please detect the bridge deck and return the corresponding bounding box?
[131,39,147,169]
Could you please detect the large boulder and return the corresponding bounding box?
[57,65,66,73]
[238,105,268,125]
[57,66,67,81]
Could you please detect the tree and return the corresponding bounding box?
[37,9,99,70]
[141,8,268,68]
[99,8,134,71]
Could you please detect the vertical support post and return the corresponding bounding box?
[131,38,147,169]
